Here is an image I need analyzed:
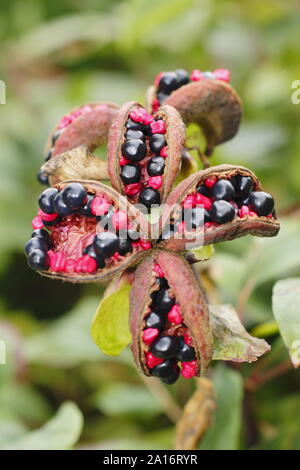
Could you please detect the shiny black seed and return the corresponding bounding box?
[143,124,152,136]
[162,366,180,384]
[197,184,211,198]
[31,229,51,244]
[27,249,49,271]
[97,208,114,230]
[125,129,145,142]
[51,129,63,146]
[25,237,48,256]
[138,188,161,210]
[156,277,169,289]
[93,231,119,258]
[175,68,190,86]
[212,179,235,201]
[236,197,249,208]
[152,359,177,379]
[145,311,166,330]
[37,170,49,186]
[45,149,53,162]
[83,244,105,268]
[211,200,236,224]
[121,139,147,162]
[248,191,274,216]
[43,216,60,227]
[234,175,254,199]
[147,156,165,176]
[38,188,58,214]
[150,336,178,359]
[79,194,94,217]
[177,337,196,362]
[149,134,166,154]
[157,91,169,104]
[61,183,87,210]
[158,72,180,93]
[125,119,144,131]
[120,164,141,185]
[53,192,73,217]
[152,288,175,314]
[118,238,133,256]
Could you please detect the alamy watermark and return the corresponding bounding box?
[0,80,6,104]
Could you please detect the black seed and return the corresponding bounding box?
[152,359,177,379]
[234,175,254,199]
[118,238,133,256]
[125,119,144,132]
[184,207,204,230]
[38,188,59,214]
[197,184,211,198]
[121,139,147,162]
[236,196,249,208]
[248,191,274,216]
[31,229,51,244]
[145,311,166,330]
[212,179,235,201]
[45,149,53,162]
[152,288,175,314]
[53,192,74,217]
[149,134,166,154]
[162,366,180,384]
[43,216,60,227]
[175,68,190,86]
[93,231,119,258]
[79,194,94,217]
[147,156,165,176]
[83,244,105,268]
[61,182,87,210]
[138,188,161,210]
[125,129,145,142]
[156,277,169,290]
[157,91,169,104]
[211,200,236,224]
[158,72,180,93]
[51,129,63,146]
[150,336,178,359]
[120,164,141,185]
[25,237,48,256]
[177,337,196,362]
[27,249,49,271]
[37,170,49,186]
[204,209,211,223]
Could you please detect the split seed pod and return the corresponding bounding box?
[160,164,280,252]
[130,250,213,384]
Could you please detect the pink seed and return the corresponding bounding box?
[152,99,160,113]
[145,352,163,368]
[38,209,58,222]
[168,304,183,325]
[112,211,128,230]
[190,69,205,81]
[124,183,142,196]
[90,196,111,216]
[153,263,164,277]
[213,68,230,83]
[154,72,164,87]
[140,240,152,251]
[142,328,159,345]
[75,257,85,273]
[267,213,273,218]
[120,156,129,166]
[110,252,120,262]
[182,194,197,208]
[65,259,76,273]
[32,216,44,230]
[196,193,212,210]
[148,176,163,190]
[238,205,250,218]
[248,210,258,217]
[150,120,166,134]
[51,252,65,272]
[160,146,168,158]
[184,333,193,346]
[205,177,217,188]
[181,360,198,379]
[82,254,97,273]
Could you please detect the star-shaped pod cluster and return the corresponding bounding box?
[25,67,280,385]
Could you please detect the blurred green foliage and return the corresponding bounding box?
[0,0,300,450]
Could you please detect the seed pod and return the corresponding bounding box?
[129,250,213,383]
[160,164,280,251]
[146,72,242,155]
[40,102,119,185]
[107,102,185,206]
[26,180,151,283]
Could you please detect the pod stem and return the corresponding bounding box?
[186,145,211,169]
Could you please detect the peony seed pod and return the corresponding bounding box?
[146,68,242,155]
[107,101,185,207]
[159,164,280,251]
[129,250,213,384]
[25,180,151,283]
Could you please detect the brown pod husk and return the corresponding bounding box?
[129,250,213,379]
[44,102,119,158]
[160,164,280,252]
[34,180,151,283]
[146,80,242,154]
[107,101,185,204]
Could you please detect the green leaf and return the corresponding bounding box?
[91,283,132,356]
[200,364,243,450]
[210,304,270,362]
[0,402,83,450]
[272,278,300,368]
[189,244,215,262]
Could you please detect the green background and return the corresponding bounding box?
[0,0,300,450]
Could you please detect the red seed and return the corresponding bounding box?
[213,68,230,83]
[160,146,168,158]
[205,177,217,188]
[82,254,97,273]
[181,360,198,379]
[182,194,197,208]
[139,240,152,251]
[153,263,164,277]
[112,211,128,230]
[195,193,212,210]
[142,328,159,345]
[167,304,183,325]
[238,205,250,218]
[32,216,44,230]
[150,120,166,134]
[124,183,142,196]
[190,69,205,81]
[148,176,163,190]
[90,196,111,216]
[184,333,193,346]
[120,156,130,166]
[38,209,58,222]
[152,99,160,113]
[145,352,163,368]
[65,259,76,273]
